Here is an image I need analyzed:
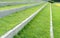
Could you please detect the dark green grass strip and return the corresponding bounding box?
[0,3,45,36]
[52,4,60,38]
[14,4,50,38]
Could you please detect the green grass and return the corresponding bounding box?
[0,3,44,36]
[0,4,36,10]
[14,4,50,38]
[52,4,60,38]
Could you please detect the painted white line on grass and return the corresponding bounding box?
[0,3,48,38]
[50,3,54,38]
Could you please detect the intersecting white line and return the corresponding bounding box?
[50,3,54,38]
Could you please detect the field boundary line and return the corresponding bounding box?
[50,3,54,38]
[0,3,47,38]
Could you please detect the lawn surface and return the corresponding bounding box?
[0,3,44,36]
[52,3,60,38]
[14,4,50,38]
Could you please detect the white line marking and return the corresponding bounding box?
[50,3,54,38]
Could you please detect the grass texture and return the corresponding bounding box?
[0,3,44,36]
[52,3,60,38]
[14,4,50,38]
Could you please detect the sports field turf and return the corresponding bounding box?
[0,3,44,36]
[1,2,60,38]
[52,3,60,38]
[14,4,50,38]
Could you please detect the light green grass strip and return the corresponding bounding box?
[0,3,44,36]
[14,4,50,38]
[52,4,60,38]
[0,4,36,10]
